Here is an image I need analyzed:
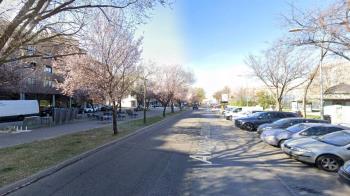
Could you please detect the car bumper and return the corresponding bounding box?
[234,120,243,128]
[338,167,350,184]
[257,127,266,134]
[281,145,316,164]
[260,135,279,146]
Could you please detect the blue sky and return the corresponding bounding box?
[139,0,332,97]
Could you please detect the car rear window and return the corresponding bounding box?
[317,131,350,146]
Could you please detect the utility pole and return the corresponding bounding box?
[319,47,326,120]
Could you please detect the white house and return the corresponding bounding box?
[121,95,137,108]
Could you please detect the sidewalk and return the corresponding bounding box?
[0,109,169,149]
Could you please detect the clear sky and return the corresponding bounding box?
[138,0,332,97]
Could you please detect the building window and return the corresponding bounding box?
[43,52,53,58]
[24,62,37,69]
[27,78,35,85]
[43,79,53,87]
[27,45,36,56]
[44,65,53,74]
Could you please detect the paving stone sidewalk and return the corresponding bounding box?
[0,109,168,149]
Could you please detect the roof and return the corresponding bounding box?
[299,123,343,127]
[325,83,350,95]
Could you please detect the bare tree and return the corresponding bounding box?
[136,62,155,124]
[189,87,205,104]
[245,43,309,111]
[0,0,166,85]
[55,11,141,134]
[150,64,194,117]
[213,86,231,103]
[285,0,350,61]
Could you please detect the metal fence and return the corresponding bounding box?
[52,108,79,125]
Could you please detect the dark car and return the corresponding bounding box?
[257,117,329,134]
[40,107,54,117]
[234,111,299,131]
[100,106,112,112]
[338,160,350,184]
[193,104,199,110]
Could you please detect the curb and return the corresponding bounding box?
[0,110,189,196]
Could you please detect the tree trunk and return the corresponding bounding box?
[143,79,147,124]
[163,104,167,117]
[171,101,174,113]
[112,101,118,135]
[178,101,182,111]
[276,97,283,111]
[302,84,311,118]
[303,65,320,118]
[118,100,122,112]
[146,98,150,109]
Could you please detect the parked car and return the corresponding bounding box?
[134,105,143,111]
[100,106,112,112]
[40,106,54,117]
[261,123,344,147]
[81,105,97,113]
[282,130,350,172]
[193,104,199,110]
[224,107,242,120]
[234,111,299,131]
[338,160,350,184]
[230,110,263,121]
[257,118,329,135]
[0,100,39,122]
[222,107,233,115]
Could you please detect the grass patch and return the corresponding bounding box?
[0,112,180,187]
[306,114,321,119]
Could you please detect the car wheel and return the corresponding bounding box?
[244,123,255,132]
[316,155,343,172]
[278,139,286,147]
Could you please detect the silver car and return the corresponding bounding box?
[281,130,350,172]
[260,123,342,147]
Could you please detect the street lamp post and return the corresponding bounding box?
[319,47,327,120]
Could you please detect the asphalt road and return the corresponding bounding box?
[6,109,350,196]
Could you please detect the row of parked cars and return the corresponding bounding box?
[221,107,350,184]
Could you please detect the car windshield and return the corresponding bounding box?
[286,124,309,133]
[316,131,350,146]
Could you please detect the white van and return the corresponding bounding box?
[0,100,39,122]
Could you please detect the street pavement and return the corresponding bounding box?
[4,109,350,196]
[0,108,167,149]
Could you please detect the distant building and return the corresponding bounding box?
[0,45,70,108]
[324,83,350,106]
[120,95,137,108]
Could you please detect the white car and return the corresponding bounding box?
[231,110,262,121]
[260,123,343,147]
[282,130,350,172]
[224,107,242,120]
